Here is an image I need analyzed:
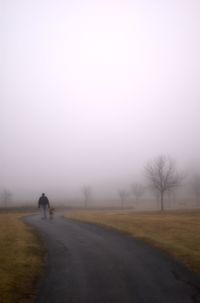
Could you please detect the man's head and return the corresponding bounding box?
[42,193,45,196]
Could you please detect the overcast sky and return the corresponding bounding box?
[1,0,200,201]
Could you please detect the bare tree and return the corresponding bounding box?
[131,183,145,203]
[145,155,183,211]
[118,189,129,209]
[82,186,92,209]
[1,189,12,208]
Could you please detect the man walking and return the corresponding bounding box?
[38,193,50,219]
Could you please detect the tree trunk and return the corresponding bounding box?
[160,192,164,211]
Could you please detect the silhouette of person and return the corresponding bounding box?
[38,193,50,219]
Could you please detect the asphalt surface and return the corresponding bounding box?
[25,214,200,303]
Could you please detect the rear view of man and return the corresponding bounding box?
[38,193,50,219]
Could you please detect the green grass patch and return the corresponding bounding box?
[65,209,200,274]
[0,213,45,303]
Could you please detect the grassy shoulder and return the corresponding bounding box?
[64,209,200,274]
[0,212,45,303]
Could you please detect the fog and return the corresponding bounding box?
[1,0,200,205]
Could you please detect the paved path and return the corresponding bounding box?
[25,214,200,303]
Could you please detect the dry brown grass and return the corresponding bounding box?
[65,209,200,274]
[0,213,45,303]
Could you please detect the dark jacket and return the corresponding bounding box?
[38,195,50,208]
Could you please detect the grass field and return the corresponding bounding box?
[0,212,45,303]
[65,209,200,274]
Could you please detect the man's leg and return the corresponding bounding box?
[41,206,46,219]
[43,205,47,219]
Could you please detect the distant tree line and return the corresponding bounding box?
[2,155,200,212]
[115,155,199,212]
[0,189,12,208]
[81,154,200,212]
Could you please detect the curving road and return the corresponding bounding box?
[25,214,200,303]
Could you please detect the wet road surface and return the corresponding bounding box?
[25,214,200,303]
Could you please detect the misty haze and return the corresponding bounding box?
[1,1,200,303]
[1,0,200,209]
